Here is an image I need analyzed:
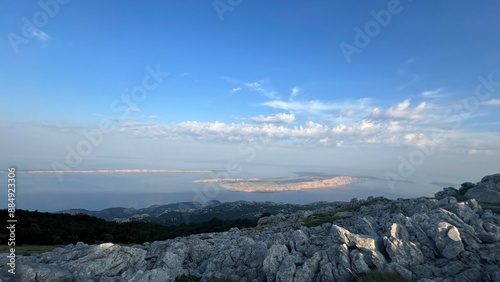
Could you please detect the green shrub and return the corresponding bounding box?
[458,182,475,195]
[208,277,239,282]
[356,270,410,281]
[175,274,200,282]
[304,198,388,227]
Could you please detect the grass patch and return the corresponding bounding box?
[452,195,500,215]
[453,194,468,202]
[175,274,200,282]
[304,211,344,227]
[480,202,500,215]
[175,275,238,282]
[304,198,387,227]
[0,244,64,256]
[208,277,239,282]
[356,270,410,282]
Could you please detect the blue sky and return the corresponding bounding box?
[1,0,500,192]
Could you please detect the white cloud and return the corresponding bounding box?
[421,88,444,98]
[150,115,159,119]
[250,113,295,124]
[111,116,477,151]
[128,107,141,112]
[260,98,370,114]
[243,80,278,99]
[481,99,500,106]
[397,75,420,90]
[27,27,50,42]
[290,87,300,100]
[231,87,241,93]
[372,99,428,120]
[468,148,498,156]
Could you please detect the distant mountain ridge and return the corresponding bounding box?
[58,200,341,226]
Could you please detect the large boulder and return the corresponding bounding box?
[383,223,424,267]
[433,222,464,259]
[465,173,500,203]
[435,187,459,200]
[16,262,74,282]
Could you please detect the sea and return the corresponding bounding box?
[0,167,446,212]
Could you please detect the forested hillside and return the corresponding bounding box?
[0,209,258,245]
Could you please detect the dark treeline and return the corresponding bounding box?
[0,209,258,245]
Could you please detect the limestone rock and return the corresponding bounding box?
[433,222,464,259]
[465,173,500,203]
[16,262,74,282]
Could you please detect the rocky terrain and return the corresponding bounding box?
[2,174,500,282]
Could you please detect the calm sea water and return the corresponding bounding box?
[0,170,442,212]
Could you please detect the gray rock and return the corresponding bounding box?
[350,249,370,274]
[433,222,464,258]
[330,224,379,251]
[441,260,465,276]
[294,252,320,282]
[276,256,296,282]
[16,262,74,282]
[383,235,424,267]
[263,244,289,281]
[435,187,459,200]
[465,173,500,203]
[385,262,413,281]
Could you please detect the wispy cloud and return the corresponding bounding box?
[250,113,295,124]
[372,99,428,121]
[290,87,300,100]
[231,87,241,94]
[421,88,444,98]
[243,80,279,99]
[27,27,50,42]
[397,75,420,91]
[481,99,500,106]
[468,148,498,156]
[260,98,370,115]
[397,58,420,90]
[128,107,141,112]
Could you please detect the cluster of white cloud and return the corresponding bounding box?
[111,78,498,155]
[250,113,295,124]
[116,115,444,150]
[482,99,500,106]
[371,99,428,120]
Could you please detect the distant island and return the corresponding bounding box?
[14,169,211,174]
[194,176,367,192]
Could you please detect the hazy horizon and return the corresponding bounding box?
[0,163,488,212]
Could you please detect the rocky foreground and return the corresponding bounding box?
[2,175,500,282]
